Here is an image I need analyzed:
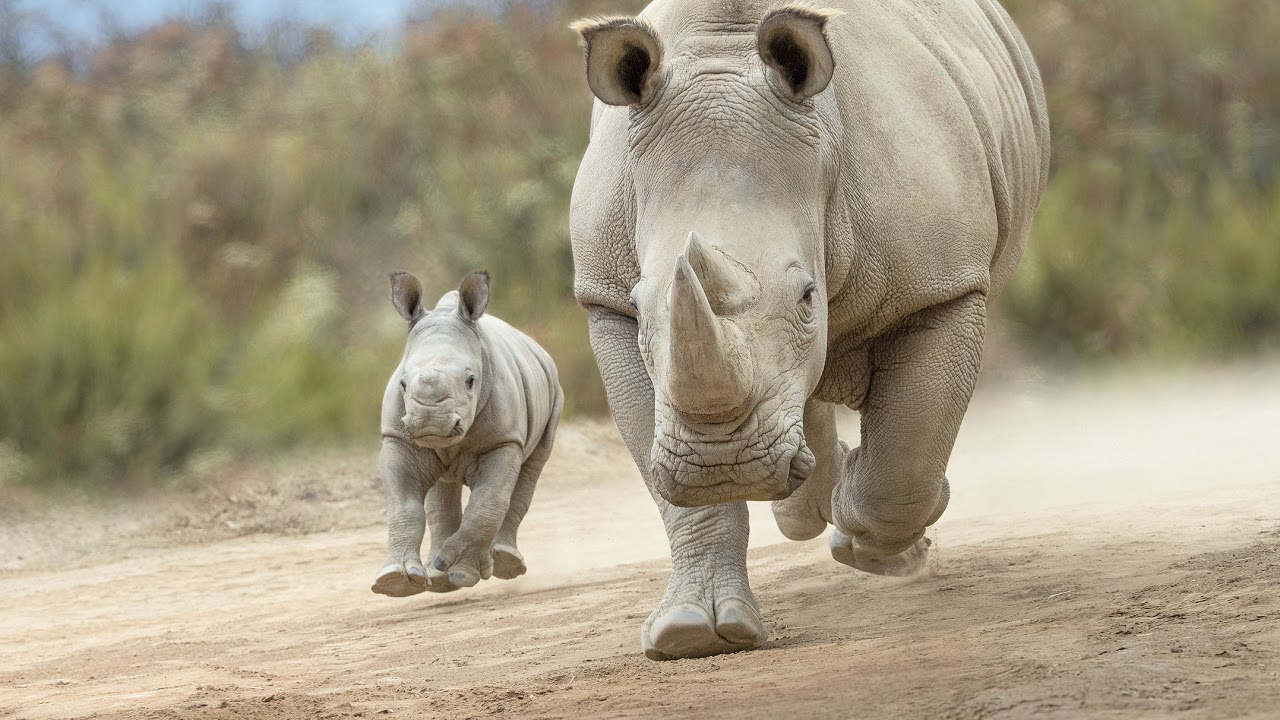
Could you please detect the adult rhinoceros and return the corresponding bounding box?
[569,0,1048,660]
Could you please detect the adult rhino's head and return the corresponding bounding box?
[388,271,491,450]
[573,5,842,506]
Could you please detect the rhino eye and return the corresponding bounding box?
[465,374,476,390]
[399,379,407,391]
[797,283,817,324]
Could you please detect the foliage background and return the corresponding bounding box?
[0,0,1276,489]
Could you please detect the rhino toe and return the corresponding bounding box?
[714,598,766,646]
[643,604,721,661]
[423,571,461,593]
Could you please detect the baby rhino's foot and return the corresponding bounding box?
[371,561,428,597]
[425,540,492,592]
[490,543,526,580]
[829,528,934,577]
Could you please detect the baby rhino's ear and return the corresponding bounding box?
[389,272,425,325]
[458,271,491,323]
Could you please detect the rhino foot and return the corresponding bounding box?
[371,561,428,597]
[829,528,934,577]
[425,556,482,591]
[422,570,462,593]
[424,539,493,592]
[490,544,526,580]
[642,595,765,661]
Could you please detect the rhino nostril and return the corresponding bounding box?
[451,420,464,436]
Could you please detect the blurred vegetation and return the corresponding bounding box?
[1002,0,1280,356]
[0,0,1276,489]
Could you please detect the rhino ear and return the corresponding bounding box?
[570,16,663,107]
[389,272,425,325]
[457,271,490,324]
[758,5,840,102]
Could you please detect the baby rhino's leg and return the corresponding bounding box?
[422,482,463,593]
[372,440,432,597]
[491,460,542,579]
[492,411,558,579]
[490,469,534,580]
[429,445,522,589]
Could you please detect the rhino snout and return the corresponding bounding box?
[402,411,466,448]
[649,422,812,506]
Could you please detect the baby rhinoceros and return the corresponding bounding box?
[372,270,563,597]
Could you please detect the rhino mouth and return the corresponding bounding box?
[649,407,813,506]
[404,415,466,449]
[411,433,463,450]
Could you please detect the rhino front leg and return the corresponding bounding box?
[771,398,843,541]
[589,307,765,660]
[429,444,522,589]
[644,502,763,661]
[372,438,438,597]
[830,292,985,575]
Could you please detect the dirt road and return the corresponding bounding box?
[3,368,1279,719]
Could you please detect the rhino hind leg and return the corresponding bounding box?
[492,396,561,580]
[421,483,465,593]
[490,466,535,580]
[489,460,537,580]
[771,399,843,541]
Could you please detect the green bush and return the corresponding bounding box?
[1006,167,1280,357]
[1001,0,1280,360]
[0,250,222,486]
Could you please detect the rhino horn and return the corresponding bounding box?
[683,231,755,313]
[666,252,753,420]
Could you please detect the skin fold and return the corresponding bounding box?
[372,271,564,597]
[570,0,1049,659]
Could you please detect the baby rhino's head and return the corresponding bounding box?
[389,270,491,449]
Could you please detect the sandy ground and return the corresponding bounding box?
[2,366,1279,719]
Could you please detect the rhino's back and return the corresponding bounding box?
[821,0,1048,309]
[477,315,561,458]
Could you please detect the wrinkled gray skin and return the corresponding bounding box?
[372,271,563,597]
[570,0,1049,659]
